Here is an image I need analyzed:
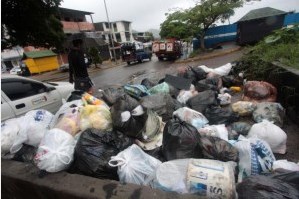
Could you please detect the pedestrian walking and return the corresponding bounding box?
[68,38,94,94]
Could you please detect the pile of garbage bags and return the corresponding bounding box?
[2,63,299,198]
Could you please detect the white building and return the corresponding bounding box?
[94,20,134,43]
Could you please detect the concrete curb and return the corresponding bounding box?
[175,46,242,64]
[2,160,199,199]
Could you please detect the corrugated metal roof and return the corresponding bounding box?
[238,7,287,22]
[23,50,57,59]
[59,7,94,15]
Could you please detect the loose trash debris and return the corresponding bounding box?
[2,61,297,198]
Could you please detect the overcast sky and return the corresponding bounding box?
[61,0,299,31]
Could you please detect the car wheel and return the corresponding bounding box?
[158,57,163,61]
[127,61,131,65]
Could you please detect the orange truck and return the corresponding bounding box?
[152,38,182,61]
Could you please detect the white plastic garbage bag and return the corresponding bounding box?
[233,135,276,182]
[153,159,190,193]
[1,117,22,156]
[50,100,83,128]
[198,63,232,76]
[34,128,76,172]
[247,120,287,154]
[218,93,232,105]
[54,107,81,136]
[177,84,198,104]
[10,110,53,154]
[273,160,299,171]
[173,107,208,129]
[108,144,161,186]
[198,124,228,141]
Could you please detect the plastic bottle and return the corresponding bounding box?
[82,93,102,105]
[230,86,242,92]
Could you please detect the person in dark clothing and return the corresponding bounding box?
[68,39,94,94]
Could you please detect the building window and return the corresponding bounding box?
[125,32,131,41]
[113,23,118,32]
[2,80,47,101]
[64,17,70,21]
[115,33,121,42]
[105,22,109,29]
[124,22,130,31]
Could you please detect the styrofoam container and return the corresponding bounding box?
[187,159,236,198]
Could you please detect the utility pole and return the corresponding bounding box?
[103,0,117,64]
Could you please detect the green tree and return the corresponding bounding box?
[188,0,243,49]
[2,0,65,49]
[144,32,154,41]
[160,10,191,40]
[88,47,102,68]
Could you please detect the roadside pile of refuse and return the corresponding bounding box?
[2,62,299,198]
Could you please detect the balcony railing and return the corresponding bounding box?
[61,21,95,33]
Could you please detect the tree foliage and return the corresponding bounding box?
[160,0,243,49]
[88,47,102,67]
[160,10,191,40]
[2,0,65,49]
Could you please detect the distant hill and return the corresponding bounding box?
[147,29,160,39]
[132,28,160,39]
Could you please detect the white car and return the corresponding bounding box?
[1,74,74,122]
[9,66,22,75]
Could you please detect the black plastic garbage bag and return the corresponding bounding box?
[195,80,217,92]
[111,94,148,138]
[196,76,222,92]
[222,75,243,88]
[204,106,239,125]
[144,146,166,163]
[162,117,202,161]
[236,171,299,199]
[66,90,85,102]
[71,128,134,180]
[12,144,37,163]
[141,93,182,121]
[186,90,218,113]
[101,87,126,106]
[230,122,251,136]
[141,78,156,89]
[179,66,207,84]
[199,136,239,162]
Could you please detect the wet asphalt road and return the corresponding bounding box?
[90,50,244,91]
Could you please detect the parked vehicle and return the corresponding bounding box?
[1,74,74,122]
[153,38,182,60]
[9,66,22,75]
[121,42,152,65]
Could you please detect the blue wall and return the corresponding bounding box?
[284,13,299,26]
[193,13,299,50]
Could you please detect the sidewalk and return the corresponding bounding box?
[30,60,125,82]
[176,42,242,63]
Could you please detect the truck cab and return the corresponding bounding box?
[121,42,152,65]
[152,38,182,61]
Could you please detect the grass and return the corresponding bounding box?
[235,25,299,80]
